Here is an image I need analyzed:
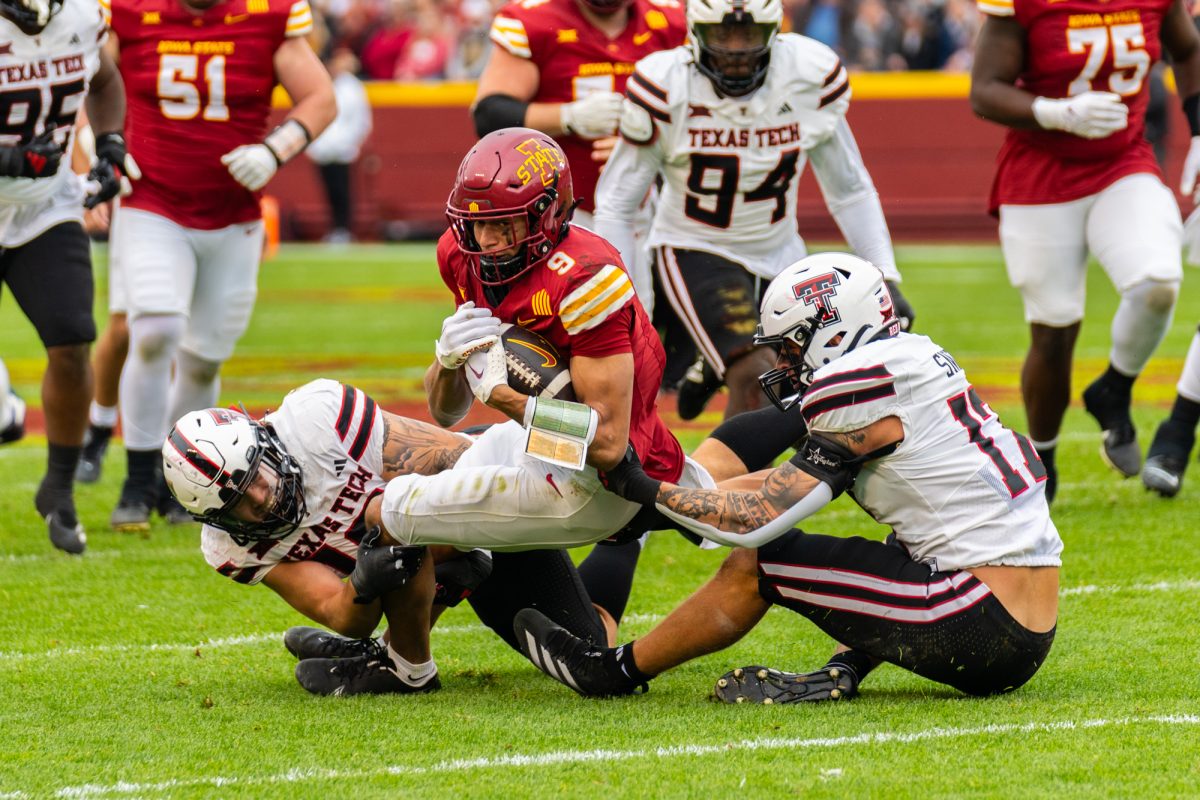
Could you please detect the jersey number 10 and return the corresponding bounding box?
[158,54,229,121]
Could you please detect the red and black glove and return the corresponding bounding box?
[0,126,63,179]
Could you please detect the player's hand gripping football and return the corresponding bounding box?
[84,132,141,209]
[350,526,426,604]
[464,340,508,403]
[1031,91,1128,140]
[560,92,623,140]
[0,126,64,179]
[435,301,503,369]
[598,444,662,507]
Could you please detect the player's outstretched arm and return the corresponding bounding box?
[262,560,385,638]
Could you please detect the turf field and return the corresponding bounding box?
[1,243,1198,798]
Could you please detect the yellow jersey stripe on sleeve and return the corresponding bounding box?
[489,15,531,59]
[286,0,314,36]
[560,266,635,334]
[976,0,1014,16]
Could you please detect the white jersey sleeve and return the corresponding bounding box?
[200,379,388,585]
[804,334,1063,572]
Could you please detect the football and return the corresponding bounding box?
[500,323,575,401]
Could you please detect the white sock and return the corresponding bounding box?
[385,643,436,688]
[90,402,119,428]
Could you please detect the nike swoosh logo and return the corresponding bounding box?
[545,474,563,498]
[633,31,651,45]
[517,316,537,326]
[468,364,484,380]
[224,12,248,23]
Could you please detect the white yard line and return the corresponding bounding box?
[0,580,1193,664]
[30,714,1197,799]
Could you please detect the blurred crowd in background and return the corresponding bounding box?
[307,0,981,82]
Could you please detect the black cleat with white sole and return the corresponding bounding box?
[513,608,642,697]
[284,626,383,661]
[1142,418,1196,498]
[712,665,858,705]
[294,653,440,697]
[1082,377,1140,477]
[75,424,113,483]
[676,358,722,421]
[35,481,86,555]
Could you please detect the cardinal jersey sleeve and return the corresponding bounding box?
[552,234,637,357]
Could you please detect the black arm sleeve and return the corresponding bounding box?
[787,433,862,498]
[708,403,809,472]
[473,94,531,137]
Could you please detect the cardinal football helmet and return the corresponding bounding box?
[162,408,306,541]
[687,0,782,97]
[0,0,64,34]
[446,127,574,285]
[755,253,900,411]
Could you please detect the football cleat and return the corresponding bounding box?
[1141,418,1196,498]
[512,608,641,697]
[111,477,157,532]
[712,665,858,705]
[75,424,114,483]
[284,626,384,661]
[676,358,722,421]
[34,481,85,555]
[0,391,26,444]
[294,653,440,697]
[1082,377,1140,477]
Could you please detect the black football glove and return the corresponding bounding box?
[598,444,662,507]
[0,126,63,179]
[885,280,916,332]
[84,132,140,209]
[433,549,493,607]
[350,526,426,605]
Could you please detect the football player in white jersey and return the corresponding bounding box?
[0,0,133,554]
[594,0,913,421]
[163,379,655,696]
[513,252,1062,703]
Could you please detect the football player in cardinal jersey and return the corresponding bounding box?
[473,0,685,231]
[163,379,648,696]
[593,0,912,423]
[970,0,1200,501]
[513,253,1062,704]
[0,0,131,554]
[101,0,335,532]
[419,128,720,633]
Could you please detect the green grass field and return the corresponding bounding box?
[1,243,1198,798]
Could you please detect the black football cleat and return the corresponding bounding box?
[111,477,156,532]
[284,626,383,661]
[676,358,722,421]
[1082,377,1140,477]
[294,653,440,697]
[0,391,26,444]
[712,665,858,705]
[34,480,86,555]
[1142,419,1196,498]
[75,424,113,483]
[513,608,641,697]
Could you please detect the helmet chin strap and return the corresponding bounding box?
[480,244,528,284]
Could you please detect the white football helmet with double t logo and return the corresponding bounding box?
[755,252,900,410]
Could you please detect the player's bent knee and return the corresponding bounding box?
[1123,277,1179,315]
[129,314,185,361]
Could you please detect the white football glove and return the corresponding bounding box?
[1031,92,1128,140]
[435,301,503,369]
[464,340,508,403]
[1180,136,1200,203]
[560,92,623,140]
[220,144,278,191]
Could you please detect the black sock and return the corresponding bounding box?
[1169,395,1200,430]
[125,449,160,497]
[1101,364,1135,396]
[36,444,80,522]
[605,641,653,688]
[577,538,643,624]
[825,649,877,684]
[1035,445,1056,473]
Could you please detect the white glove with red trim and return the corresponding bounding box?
[1031,92,1128,140]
